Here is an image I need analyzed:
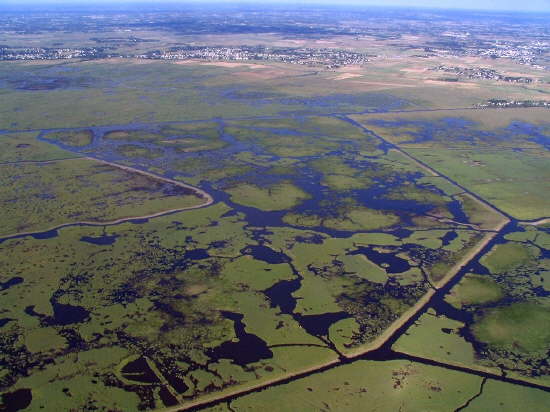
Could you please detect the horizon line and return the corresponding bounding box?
[1,1,550,13]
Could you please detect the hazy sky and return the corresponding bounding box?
[4,0,550,12]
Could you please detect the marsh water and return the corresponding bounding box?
[0,112,489,361]
[6,105,548,409]
[28,114,475,236]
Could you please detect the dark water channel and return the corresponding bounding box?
[23,299,90,327]
[121,357,160,384]
[0,277,23,291]
[242,245,289,264]
[207,311,273,366]
[0,389,32,412]
[348,246,410,274]
[80,234,119,245]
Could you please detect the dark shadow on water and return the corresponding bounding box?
[388,228,414,239]
[129,218,150,224]
[31,229,58,240]
[51,301,90,326]
[441,230,458,247]
[80,234,119,245]
[0,277,23,291]
[431,296,473,324]
[295,312,351,337]
[207,311,273,366]
[349,246,410,274]
[121,357,160,384]
[24,300,90,326]
[164,374,188,394]
[447,199,469,224]
[159,386,179,407]
[264,278,301,315]
[0,388,32,412]
[183,248,210,260]
[0,318,13,328]
[242,245,289,264]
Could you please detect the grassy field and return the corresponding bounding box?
[224,358,550,412]
[0,60,411,131]
[0,204,337,410]
[42,129,94,147]
[0,158,207,237]
[116,144,165,159]
[472,302,550,354]
[446,274,504,308]
[393,225,550,385]
[1,45,548,132]
[353,109,550,220]
[225,182,311,211]
[480,242,533,274]
[0,131,81,162]
[411,148,550,220]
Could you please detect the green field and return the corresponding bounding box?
[393,225,550,385]
[0,158,207,237]
[222,359,550,412]
[0,60,412,131]
[0,132,81,162]
[446,274,504,308]
[472,302,550,354]
[42,129,94,147]
[354,109,550,220]
[226,182,311,211]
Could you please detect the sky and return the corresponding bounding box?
[3,0,550,12]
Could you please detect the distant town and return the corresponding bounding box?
[0,47,111,61]
[423,39,548,69]
[431,65,535,83]
[477,99,550,108]
[141,46,372,68]
[0,45,371,68]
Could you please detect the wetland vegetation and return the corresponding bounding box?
[354,109,550,220]
[1,3,549,410]
[1,111,509,410]
[2,78,548,411]
[394,224,550,386]
[0,158,207,238]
